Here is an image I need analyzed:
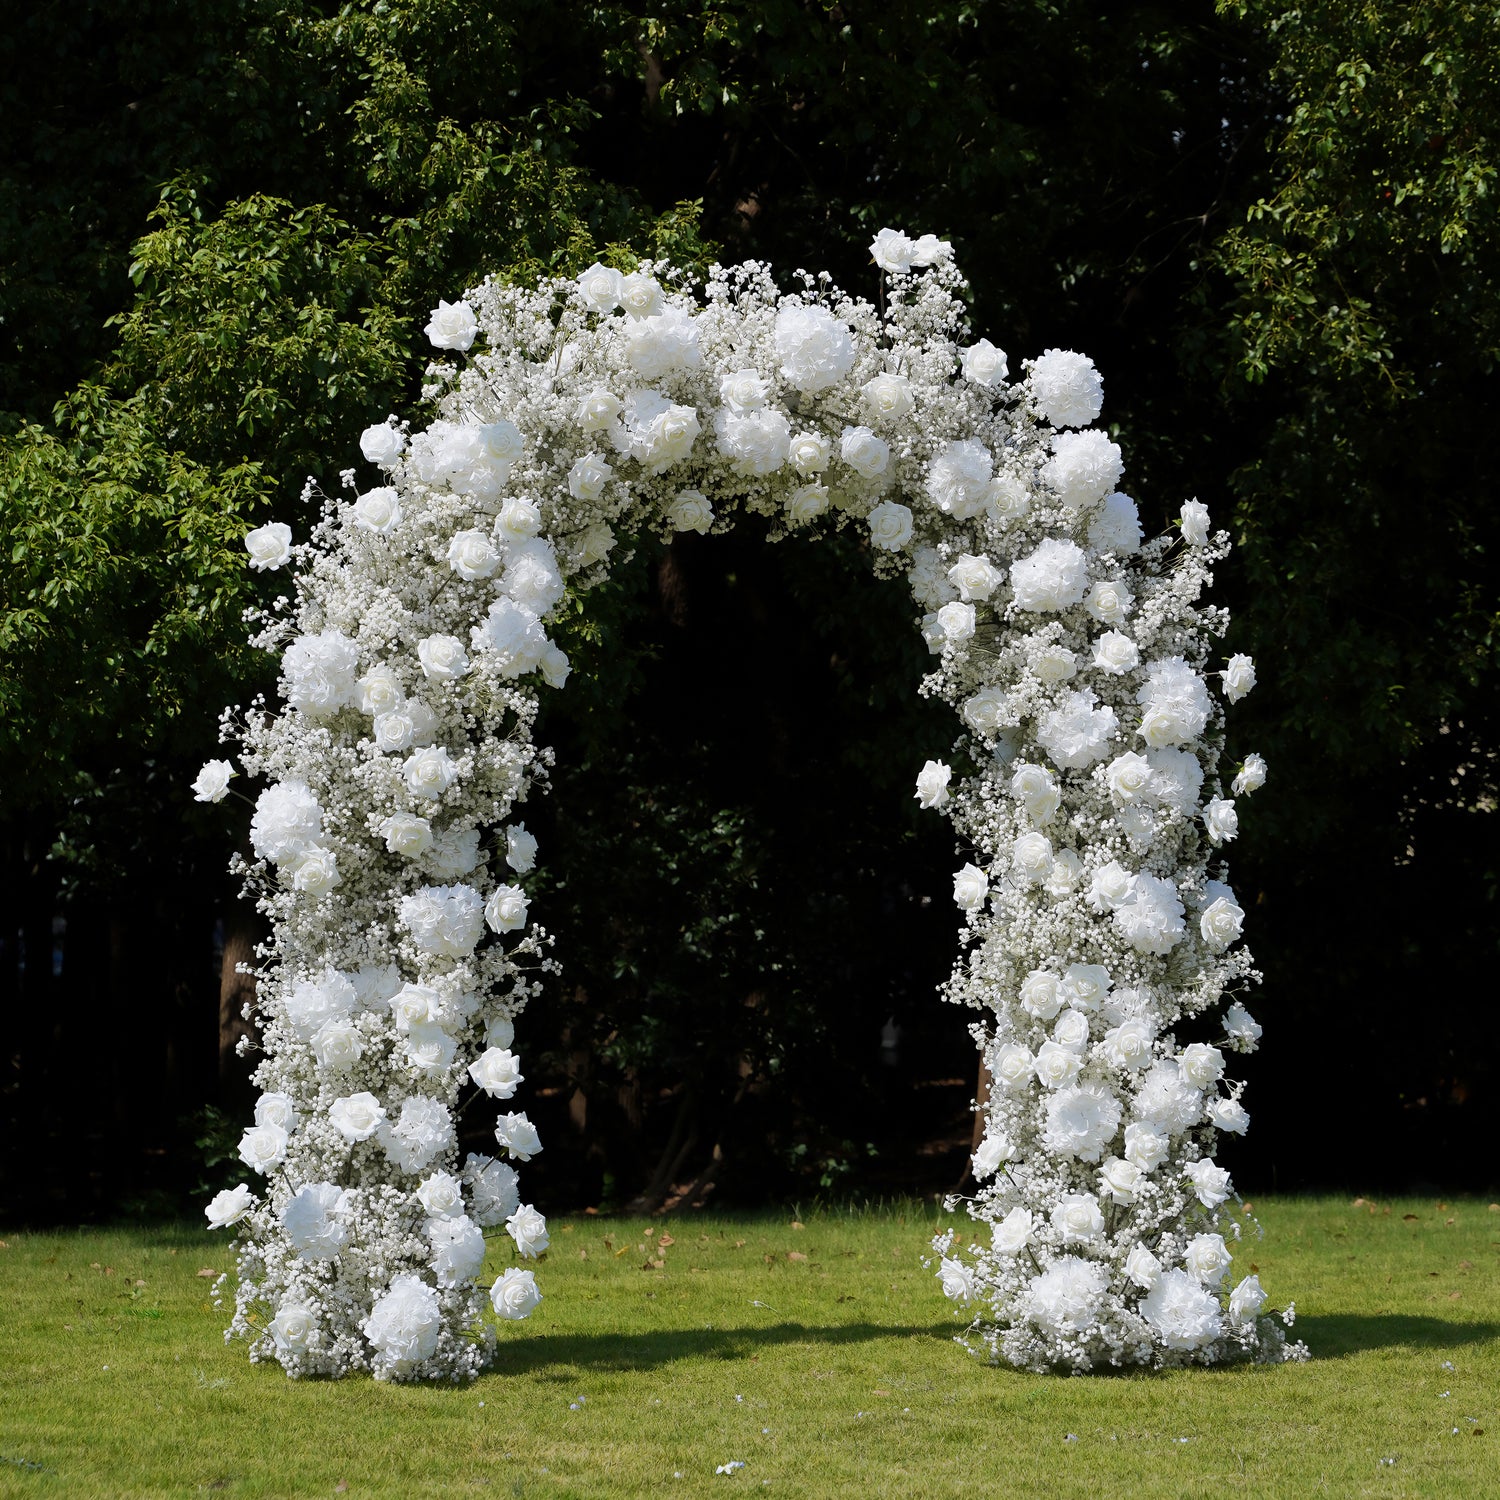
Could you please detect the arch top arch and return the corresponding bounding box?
[206,228,1304,1380]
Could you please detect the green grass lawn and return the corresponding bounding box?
[0,1196,1496,1498]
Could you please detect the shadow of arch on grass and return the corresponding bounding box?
[1293,1313,1499,1360]
[487,1320,959,1379]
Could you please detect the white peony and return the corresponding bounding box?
[282,1181,349,1261]
[1044,430,1123,511]
[1029,349,1104,428]
[428,1214,486,1287]
[378,1095,455,1174]
[465,1153,521,1227]
[1036,689,1118,770]
[399,883,485,958]
[1087,492,1142,555]
[1113,872,1186,955]
[363,1275,442,1376]
[774,304,856,393]
[1141,1269,1222,1350]
[1009,538,1089,612]
[282,631,360,720]
[1042,1082,1122,1162]
[1024,1257,1109,1336]
[926,439,993,519]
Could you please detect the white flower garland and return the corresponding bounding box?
[204,227,1306,1378]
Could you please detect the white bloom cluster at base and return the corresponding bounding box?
[209,228,1299,1381]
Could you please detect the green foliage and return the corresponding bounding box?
[0,388,270,802]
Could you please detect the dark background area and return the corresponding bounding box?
[2,0,1495,1224]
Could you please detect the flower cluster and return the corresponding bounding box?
[203,228,1300,1378]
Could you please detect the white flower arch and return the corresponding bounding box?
[205,230,1305,1380]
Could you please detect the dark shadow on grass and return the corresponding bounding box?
[1294,1313,1500,1359]
[487,1320,957,1379]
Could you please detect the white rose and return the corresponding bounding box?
[485,1016,516,1051]
[485,883,529,934]
[912,759,952,811]
[912,233,952,265]
[947,554,1003,601]
[1051,1192,1105,1245]
[1180,499,1210,546]
[866,500,912,552]
[576,262,623,313]
[987,474,1030,526]
[987,1044,1031,1094]
[269,1302,316,1356]
[1223,653,1257,702]
[446,530,501,580]
[311,1017,363,1070]
[952,862,989,911]
[786,483,830,525]
[498,496,543,540]
[1084,579,1133,627]
[1033,645,1077,684]
[1223,1002,1263,1051]
[417,634,469,684]
[403,744,459,800]
[358,665,404,717]
[192,760,234,803]
[1052,1008,1091,1051]
[255,1091,299,1130]
[416,1170,466,1219]
[862,372,913,423]
[939,1256,975,1302]
[666,489,714,534]
[495,1110,543,1162]
[1186,1157,1233,1208]
[425,299,478,351]
[869,227,917,272]
[936,600,975,646]
[360,421,405,467]
[1087,860,1134,912]
[238,1122,288,1174]
[504,823,538,873]
[491,1267,543,1320]
[1092,630,1140,676]
[373,711,415,753]
[1204,797,1239,844]
[1100,1016,1155,1070]
[1123,1121,1168,1172]
[1178,1043,1226,1092]
[1124,1243,1162,1290]
[1033,1040,1082,1089]
[993,1206,1034,1255]
[1099,1156,1142,1204]
[961,338,1008,387]
[962,686,1009,734]
[575,522,615,567]
[469,1047,525,1099]
[618,272,663,318]
[1229,1274,1267,1325]
[205,1183,255,1229]
[1231,753,1267,795]
[1185,1232,1232,1285]
[1061,962,1111,1013]
[351,486,402,533]
[1207,1097,1250,1135]
[1199,895,1245,952]
[288,845,340,896]
[1019,970,1063,1021]
[245,522,292,571]
[971,1132,1012,1179]
[840,425,889,479]
[719,369,771,411]
[329,1092,386,1142]
[506,1202,550,1258]
[1105,752,1152,803]
[1010,762,1060,824]
[568,453,613,501]
[540,643,571,689]
[789,432,832,474]
[1012,831,1054,883]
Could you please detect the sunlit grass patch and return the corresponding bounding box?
[0,1197,1495,1497]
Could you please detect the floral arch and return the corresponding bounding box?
[199,230,1305,1380]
